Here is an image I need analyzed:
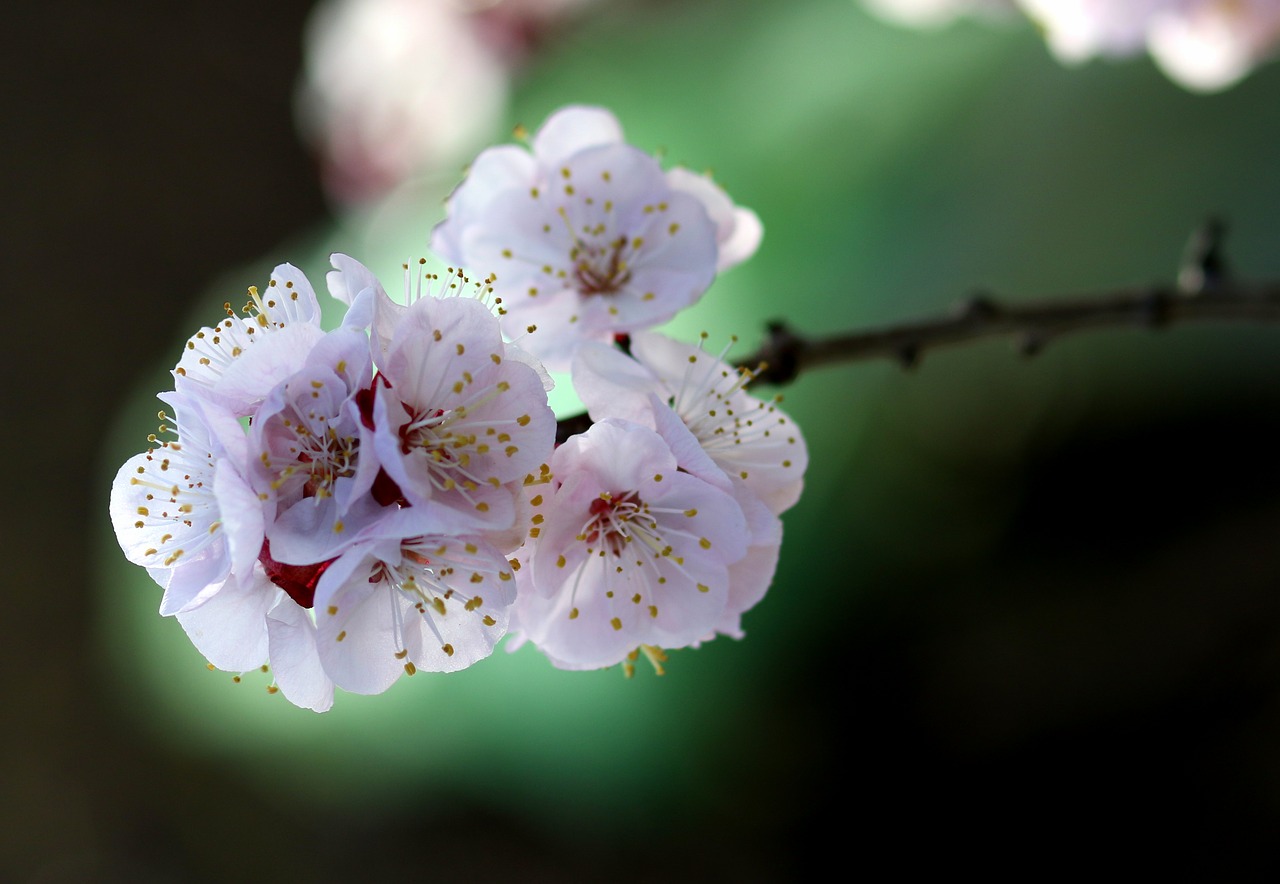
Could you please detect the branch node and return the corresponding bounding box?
[1140,288,1174,329]
[1178,215,1230,296]
[1018,332,1044,357]
[897,342,921,370]
[751,321,802,386]
[956,291,1001,321]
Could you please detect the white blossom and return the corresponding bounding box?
[430,105,760,370]
[109,389,336,711]
[247,325,385,567]
[570,333,807,641]
[109,391,260,613]
[310,532,518,694]
[572,332,807,516]
[866,0,1280,91]
[172,263,326,418]
[510,419,750,670]
[300,256,555,692]
[175,568,335,712]
[113,252,560,709]
[365,284,558,539]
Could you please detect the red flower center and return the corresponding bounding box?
[258,538,333,609]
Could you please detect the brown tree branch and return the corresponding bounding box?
[558,219,1277,441]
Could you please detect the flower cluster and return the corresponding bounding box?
[861,0,1280,93]
[110,106,805,710]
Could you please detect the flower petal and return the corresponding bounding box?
[175,568,275,672]
[531,105,625,167]
[266,598,335,712]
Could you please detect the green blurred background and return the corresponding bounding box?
[8,0,1280,878]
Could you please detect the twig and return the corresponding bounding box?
[557,219,1277,441]
[737,218,1276,383]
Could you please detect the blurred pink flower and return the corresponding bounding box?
[863,0,1280,91]
[296,0,611,206]
[1018,0,1280,91]
[295,0,509,206]
[1148,0,1280,91]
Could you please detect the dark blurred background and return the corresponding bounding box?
[7,0,1280,880]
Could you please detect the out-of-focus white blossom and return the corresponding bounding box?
[458,0,601,57]
[1019,0,1280,91]
[863,0,1280,91]
[862,0,1015,27]
[1017,0,1174,61]
[296,0,509,207]
[1147,0,1280,91]
[296,0,612,207]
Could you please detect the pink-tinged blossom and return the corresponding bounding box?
[367,289,558,539]
[572,332,808,516]
[109,391,335,711]
[172,263,326,418]
[308,255,554,696]
[310,533,518,694]
[301,256,554,695]
[175,569,335,712]
[510,419,750,670]
[327,253,556,547]
[247,325,384,567]
[571,333,806,640]
[113,252,559,710]
[430,105,760,369]
[109,391,261,617]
